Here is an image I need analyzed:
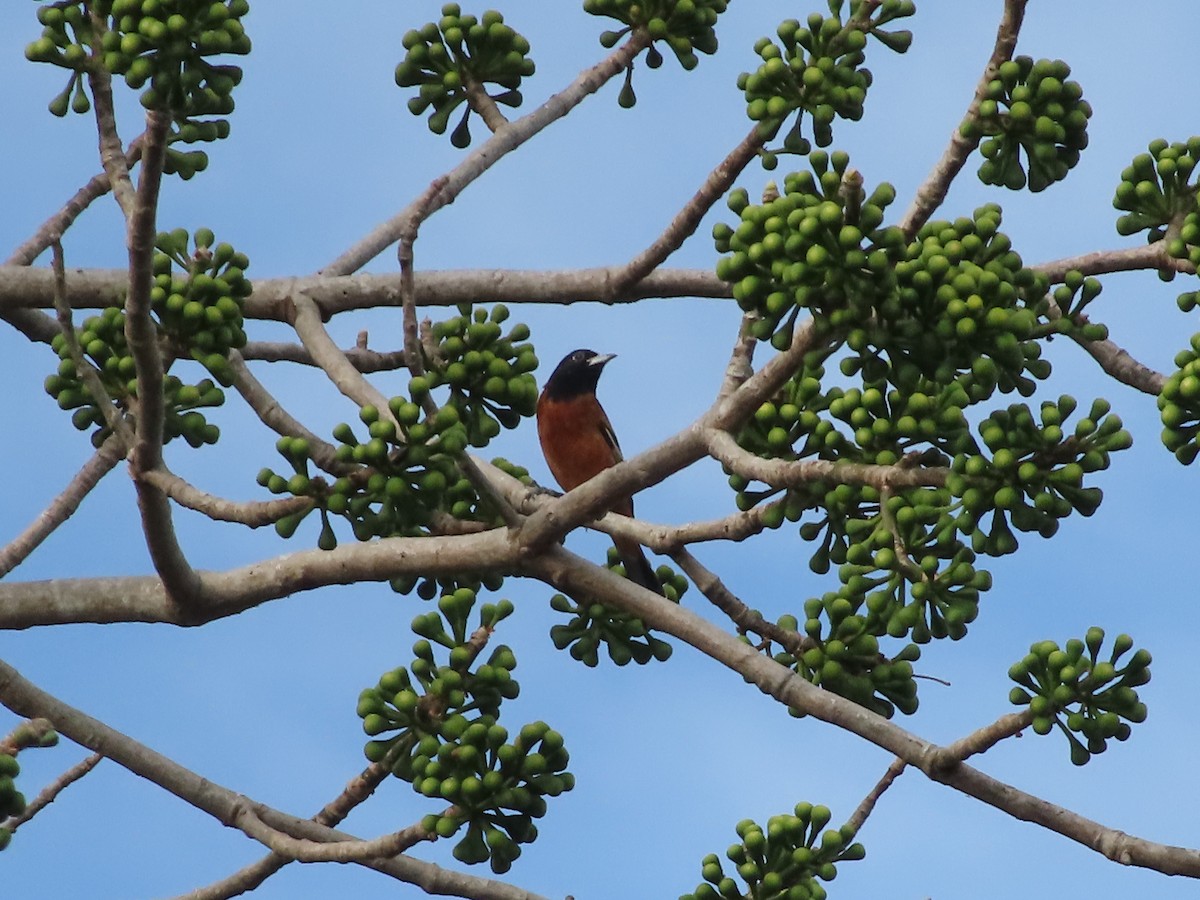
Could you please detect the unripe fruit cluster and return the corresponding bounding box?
[714,150,905,349]
[420,304,538,447]
[889,204,1049,396]
[1047,269,1108,343]
[548,547,684,667]
[414,718,572,874]
[397,5,533,147]
[588,0,724,73]
[1008,628,1150,766]
[681,803,865,900]
[45,309,227,449]
[739,3,912,157]
[153,227,249,364]
[782,595,923,718]
[26,1,249,121]
[965,56,1090,192]
[261,398,470,544]
[948,395,1130,555]
[1114,138,1200,249]
[0,753,26,836]
[357,589,571,876]
[1158,335,1200,465]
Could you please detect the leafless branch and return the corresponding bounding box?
[0,528,514,629]
[608,125,764,298]
[522,542,1200,877]
[898,0,1028,237]
[322,33,650,276]
[844,757,907,836]
[0,434,124,579]
[3,753,102,834]
[0,659,549,900]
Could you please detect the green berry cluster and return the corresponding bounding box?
[1046,269,1108,343]
[414,718,571,873]
[153,227,250,366]
[776,602,922,718]
[714,150,906,349]
[258,306,535,554]
[0,724,57,852]
[587,0,725,70]
[948,396,1130,555]
[548,548,685,667]
[25,1,249,121]
[1157,335,1200,465]
[1113,138,1200,246]
[888,205,1049,394]
[396,5,533,148]
[738,3,912,156]
[725,333,1128,716]
[261,402,471,541]
[358,594,518,758]
[680,804,865,900]
[419,304,538,446]
[964,56,1091,192]
[1008,628,1150,766]
[45,308,227,449]
[0,753,26,851]
[357,589,573,874]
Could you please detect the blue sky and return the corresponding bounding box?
[2,2,1199,898]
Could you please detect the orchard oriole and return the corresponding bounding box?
[536,349,662,595]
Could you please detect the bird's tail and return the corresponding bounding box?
[614,537,663,595]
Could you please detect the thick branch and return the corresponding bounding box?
[523,543,1200,877]
[0,266,730,322]
[0,528,514,629]
[0,659,549,900]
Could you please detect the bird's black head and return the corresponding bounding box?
[541,348,616,400]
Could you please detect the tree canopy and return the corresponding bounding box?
[2,2,1199,899]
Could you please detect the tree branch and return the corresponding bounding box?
[523,543,1200,877]
[898,0,1028,237]
[607,125,764,298]
[0,528,514,629]
[322,33,650,276]
[2,753,102,834]
[0,266,731,322]
[0,659,549,900]
[0,434,124,578]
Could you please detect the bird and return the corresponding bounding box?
[536,349,662,594]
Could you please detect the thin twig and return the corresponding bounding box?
[844,757,907,836]
[3,753,102,834]
[607,125,764,298]
[51,242,135,447]
[0,434,124,578]
[322,33,650,276]
[671,547,806,655]
[5,140,144,267]
[139,469,313,527]
[224,351,347,476]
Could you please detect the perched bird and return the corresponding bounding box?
[536,349,662,594]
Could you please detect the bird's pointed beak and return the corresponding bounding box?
[588,352,616,367]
